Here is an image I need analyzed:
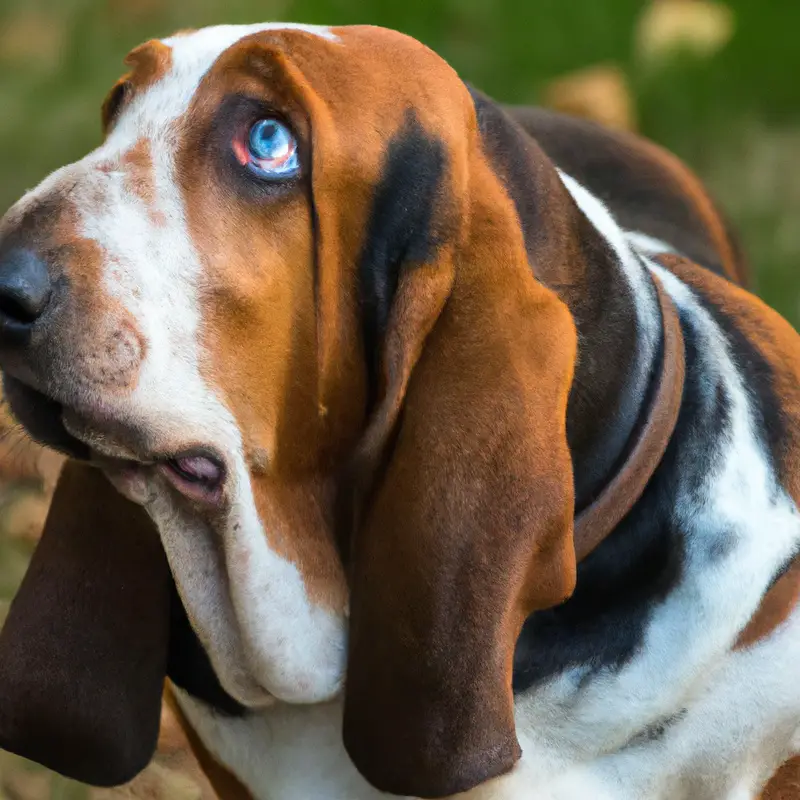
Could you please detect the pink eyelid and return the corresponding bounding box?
[232,137,250,166]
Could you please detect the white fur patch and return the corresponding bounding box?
[174,687,396,800]
[157,24,338,122]
[624,230,680,258]
[557,171,660,339]
[177,604,800,798]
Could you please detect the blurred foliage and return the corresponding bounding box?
[0,0,799,318]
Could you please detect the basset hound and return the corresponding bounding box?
[0,22,798,800]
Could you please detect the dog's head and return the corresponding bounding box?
[0,24,580,797]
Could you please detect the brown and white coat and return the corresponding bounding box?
[0,22,798,800]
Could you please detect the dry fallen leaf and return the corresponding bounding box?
[1,493,51,544]
[541,64,636,132]
[0,405,63,493]
[635,0,735,65]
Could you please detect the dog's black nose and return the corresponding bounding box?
[0,249,52,334]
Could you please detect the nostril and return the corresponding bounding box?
[0,249,52,330]
[0,291,45,325]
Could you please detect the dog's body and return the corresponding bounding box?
[0,23,798,800]
[169,89,800,800]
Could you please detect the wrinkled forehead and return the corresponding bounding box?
[108,23,337,143]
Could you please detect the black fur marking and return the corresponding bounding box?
[684,279,794,571]
[466,87,691,685]
[465,92,787,696]
[689,283,789,476]
[568,250,658,510]
[513,269,790,689]
[703,527,738,564]
[513,310,728,690]
[101,80,132,132]
[506,105,736,280]
[462,89,760,687]
[357,111,446,397]
[167,580,246,717]
[624,709,688,748]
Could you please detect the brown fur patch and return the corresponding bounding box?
[169,26,579,795]
[124,39,173,89]
[121,138,166,227]
[250,476,347,610]
[150,25,788,797]
[0,186,144,395]
[102,40,172,132]
[762,756,800,800]
[48,213,145,393]
[737,558,800,649]
[173,38,357,612]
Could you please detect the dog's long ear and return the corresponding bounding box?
[0,461,170,786]
[343,157,578,797]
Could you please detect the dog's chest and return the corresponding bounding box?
[176,605,800,800]
[175,495,800,799]
[176,270,800,799]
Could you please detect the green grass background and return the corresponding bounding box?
[1,0,800,321]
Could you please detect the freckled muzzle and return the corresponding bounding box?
[0,174,236,537]
[0,169,150,460]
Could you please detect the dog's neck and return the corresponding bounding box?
[554,172,663,511]
[469,90,663,511]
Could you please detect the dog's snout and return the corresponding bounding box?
[0,249,52,340]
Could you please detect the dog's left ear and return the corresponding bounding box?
[342,155,579,797]
[0,461,171,785]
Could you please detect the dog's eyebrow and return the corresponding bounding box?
[101,40,173,132]
[124,39,173,88]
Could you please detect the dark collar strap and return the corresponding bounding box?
[573,269,685,561]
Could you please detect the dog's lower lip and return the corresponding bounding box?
[2,375,91,459]
[158,451,225,504]
[168,454,224,483]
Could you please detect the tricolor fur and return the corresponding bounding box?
[0,22,798,800]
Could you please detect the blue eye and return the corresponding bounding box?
[234,119,300,179]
